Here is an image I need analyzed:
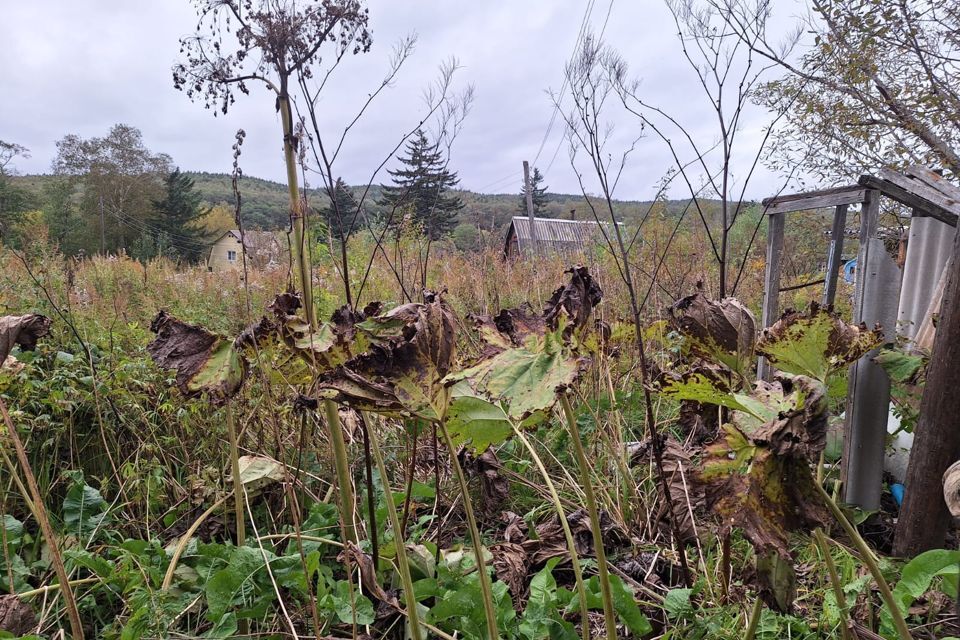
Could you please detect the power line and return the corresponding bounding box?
[109,207,213,246]
[476,1,599,195]
[475,173,519,193]
[543,0,616,177]
[111,211,211,255]
[475,0,611,194]
[531,0,598,169]
[114,212,209,249]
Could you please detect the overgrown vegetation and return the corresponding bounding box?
[3,0,960,637]
[0,244,957,638]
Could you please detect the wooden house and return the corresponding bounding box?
[503,216,615,258]
[207,229,284,272]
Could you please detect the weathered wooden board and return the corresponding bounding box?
[762,185,867,215]
[823,204,848,308]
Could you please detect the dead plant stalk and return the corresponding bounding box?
[0,397,84,640]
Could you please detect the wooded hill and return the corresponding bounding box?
[13,171,728,235]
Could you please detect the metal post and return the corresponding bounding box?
[842,189,902,509]
[758,212,785,381]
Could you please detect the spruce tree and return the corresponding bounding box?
[42,179,83,256]
[379,129,463,240]
[151,168,210,262]
[517,166,549,215]
[322,178,362,243]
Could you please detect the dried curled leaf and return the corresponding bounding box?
[317,290,456,420]
[669,292,756,376]
[470,265,602,350]
[657,296,839,611]
[748,375,827,458]
[148,311,273,404]
[943,460,960,518]
[0,594,36,637]
[630,437,702,542]
[543,265,603,336]
[698,424,828,611]
[491,541,528,599]
[757,302,883,382]
[521,508,627,566]
[269,292,383,369]
[472,305,546,351]
[695,372,830,612]
[0,314,53,363]
[338,541,400,611]
[459,448,510,516]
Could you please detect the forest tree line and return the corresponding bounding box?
[1,124,733,261]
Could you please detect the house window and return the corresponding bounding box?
[227,250,237,262]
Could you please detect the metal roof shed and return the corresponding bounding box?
[503,216,617,258]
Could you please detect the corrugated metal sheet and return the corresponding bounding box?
[896,216,954,341]
[507,216,615,257]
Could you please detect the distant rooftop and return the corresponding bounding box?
[504,216,619,258]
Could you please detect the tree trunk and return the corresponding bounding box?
[894,224,960,555]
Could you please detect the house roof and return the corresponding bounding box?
[504,216,617,256]
[221,229,281,251]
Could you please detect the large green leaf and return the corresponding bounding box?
[204,546,267,621]
[663,588,694,619]
[445,395,514,453]
[441,268,601,429]
[0,515,23,548]
[328,580,375,625]
[875,349,925,384]
[609,573,653,637]
[519,559,578,640]
[445,327,580,422]
[881,549,960,634]
[62,471,110,539]
[756,304,883,382]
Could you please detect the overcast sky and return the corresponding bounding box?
[1,0,808,200]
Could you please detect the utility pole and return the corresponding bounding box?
[99,195,105,255]
[523,161,537,255]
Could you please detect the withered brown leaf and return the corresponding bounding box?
[0,314,52,364]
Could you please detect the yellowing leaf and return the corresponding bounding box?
[148,311,252,404]
[757,303,882,382]
[660,372,759,417]
[445,396,514,452]
[235,455,284,490]
[446,328,580,422]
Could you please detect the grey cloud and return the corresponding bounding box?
[1,0,800,201]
